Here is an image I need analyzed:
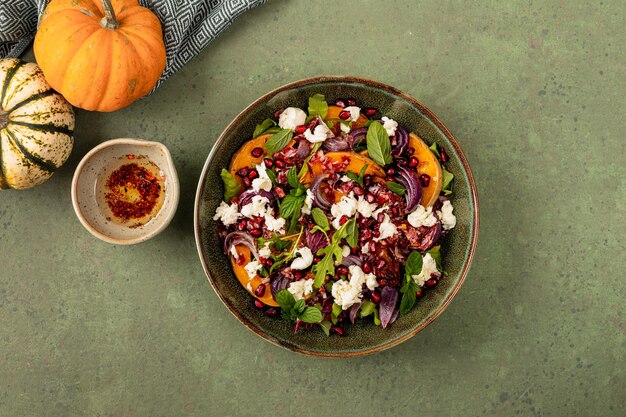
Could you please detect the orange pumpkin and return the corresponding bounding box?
[34,0,166,112]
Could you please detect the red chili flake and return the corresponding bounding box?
[105,163,162,221]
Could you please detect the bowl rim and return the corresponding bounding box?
[194,76,480,357]
[71,138,180,245]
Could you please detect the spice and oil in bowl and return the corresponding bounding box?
[72,139,179,244]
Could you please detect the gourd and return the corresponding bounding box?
[33,0,166,112]
[0,59,74,190]
[408,133,442,206]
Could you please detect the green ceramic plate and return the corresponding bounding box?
[194,76,479,357]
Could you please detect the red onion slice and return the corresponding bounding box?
[223,231,259,260]
[379,287,399,329]
[395,165,423,213]
[391,126,408,156]
[310,173,334,211]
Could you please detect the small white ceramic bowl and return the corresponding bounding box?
[71,138,179,245]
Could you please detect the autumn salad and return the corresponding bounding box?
[214,94,456,335]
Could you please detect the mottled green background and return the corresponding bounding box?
[1,1,624,416]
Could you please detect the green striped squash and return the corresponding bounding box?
[0,58,74,190]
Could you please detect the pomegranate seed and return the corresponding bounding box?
[338,110,351,120]
[254,300,264,309]
[386,167,395,176]
[337,265,349,275]
[391,207,399,216]
[369,242,376,252]
[274,159,285,169]
[248,169,259,179]
[376,259,386,269]
[409,156,419,168]
[440,147,449,163]
[262,258,273,267]
[364,108,377,116]
[378,279,388,287]
[237,220,247,231]
[351,247,358,255]
[364,175,373,186]
[376,212,385,223]
[254,284,266,297]
[242,177,252,188]
[352,186,364,196]
[334,99,346,108]
[396,158,407,167]
[346,98,357,106]
[425,278,438,288]
[250,228,262,237]
[251,147,264,158]
[362,262,372,274]
[236,167,249,177]
[274,186,285,198]
[416,288,424,298]
[420,174,431,187]
[295,125,307,135]
[314,257,322,263]
[263,158,273,168]
[266,308,278,317]
[366,193,376,203]
[293,270,304,280]
[373,230,381,238]
[331,326,345,336]
[339,216,349,225]
[407,147,415,155]
[371,291,381,304]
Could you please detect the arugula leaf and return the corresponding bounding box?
[312,222,350,288]
[280,194,305,219]
[345,218,358,248]
[386,181,406,195]
[441,166,454,195]
[276,290,296,312]
[319,320,332,336]
[299,307,323,323]
[405,251,424,277]
[311,207,330,231]
[359,301,376,318]
[426,246,442,270]
[265,129,293,154]
[308,93,328,119]
[253,118,277,138]
[220,168,241,201]
[429,142,440,158]
[313,250,335,289]
[366,121,392,166]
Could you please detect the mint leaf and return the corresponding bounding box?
[287,166,301,189]
[399,280,418,315]
[266,168,277,185]
[366,121,392,166]
[345,218,358,248]
[265,129,293,154]
[280,194,305,219]
[308,93,328,119]
[441,166,454,195]
[220,168,241,201]
[319,320,332,336]
[299,307,323,323]
[386,181,406,195]
[253,118,277,138]
[276,289,295,312]
[293,299,306,315]
[311,207,330,231]
[405,251,423,277]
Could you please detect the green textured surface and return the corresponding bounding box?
[1,0,624,416]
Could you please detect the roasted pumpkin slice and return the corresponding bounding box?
[230,245,278,307]
[228,133,272,179]
[307,152,385,183]
[408,133,442,206]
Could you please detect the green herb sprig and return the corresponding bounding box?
[399,251,424,315]
[220,168,241,201]
[366,121,392,166]
[311,218,356,288]
[275,290,323,324]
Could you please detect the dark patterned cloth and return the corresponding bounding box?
[0,0,266,88]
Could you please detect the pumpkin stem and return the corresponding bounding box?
[101,0,119,29]
[0,110,9,130]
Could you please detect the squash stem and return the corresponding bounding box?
[101,0,119,29]
[0,110,9,130]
